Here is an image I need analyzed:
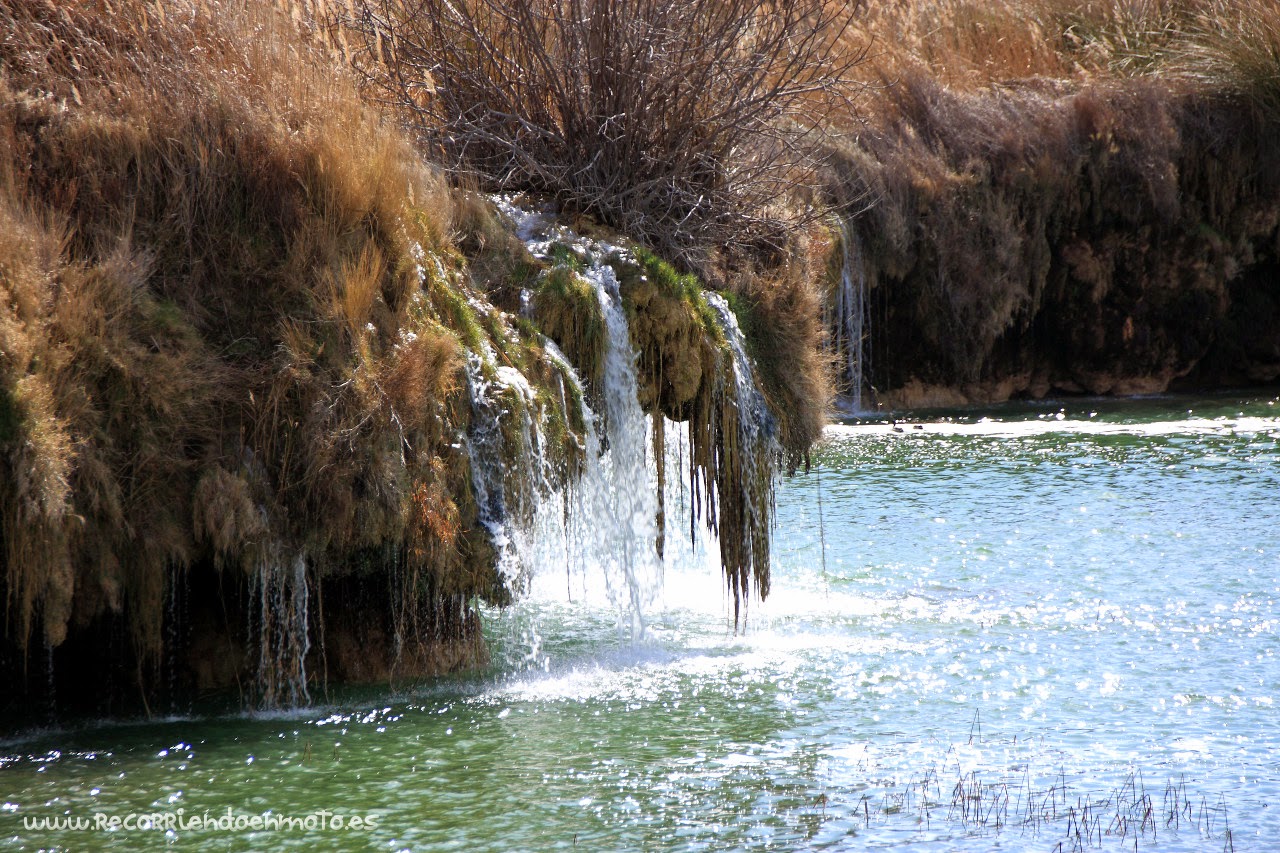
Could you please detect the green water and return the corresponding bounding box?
[4,393,1279,851]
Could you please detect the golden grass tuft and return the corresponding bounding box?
[735,250,832,470]
[0,0,501,703]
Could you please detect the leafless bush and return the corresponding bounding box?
[350,0,864,266]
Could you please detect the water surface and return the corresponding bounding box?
[4,393,1278,851]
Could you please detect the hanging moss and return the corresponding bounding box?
[613,253,716,418]
[532,265,606,390]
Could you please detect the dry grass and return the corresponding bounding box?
[733,234,834,470]
[0,0,511,704]
[817,0,1280,404]
[838,0,1280,96]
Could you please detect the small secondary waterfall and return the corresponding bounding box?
[833,222,871,413]
[704,292,777,616]
[706,293,777,452]
[464,347,545,590]
[253,553,310,708]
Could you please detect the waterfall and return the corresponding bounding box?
[253,552,310,708]
[164,565,190,715]
[463,346,547,593]
[834,222,870,413]
[471,198,664,637]
[705,293,777,451]
[459,196,786,642]
[584,262,662,635]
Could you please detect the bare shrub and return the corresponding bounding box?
[349,0,864,266]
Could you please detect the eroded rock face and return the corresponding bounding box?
[827,82,1280,410]
[863,252,1280,410]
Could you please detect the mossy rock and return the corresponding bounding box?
[614,248,720,417]
[618,248,721,341]
[455,198,542,312]
[532,265,605,390]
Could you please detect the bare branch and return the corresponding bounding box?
[349,0,866,267]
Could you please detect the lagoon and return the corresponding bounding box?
[4,393,1278,851]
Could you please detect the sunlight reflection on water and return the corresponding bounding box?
[3,394,1279,850]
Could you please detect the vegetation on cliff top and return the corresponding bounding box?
[1,0,825,713]
[822,0,1280,406]
[347,0,837,461]
[0,0,566,708]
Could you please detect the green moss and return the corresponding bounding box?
[512,315,540,340]
[535,384,578,481]
[480,310,513,361]
[538,265,590,302]
[722,290,757,347]
[547,356,588,440]
[631,247,696,297]
[510,258,541,288]
[547,242,587,272]
[429,278,485,351]
[532,266,605,388]
[624,247,723,343]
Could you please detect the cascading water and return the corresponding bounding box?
[833,222,870,413]
[231,197,776,704]
[479,198,665,638]
[705,293,777,453]
[582,264,662,635]
[463,347,541,591]
[253,553,310,708]
[163,565,190,715]
[704,292,777,615]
